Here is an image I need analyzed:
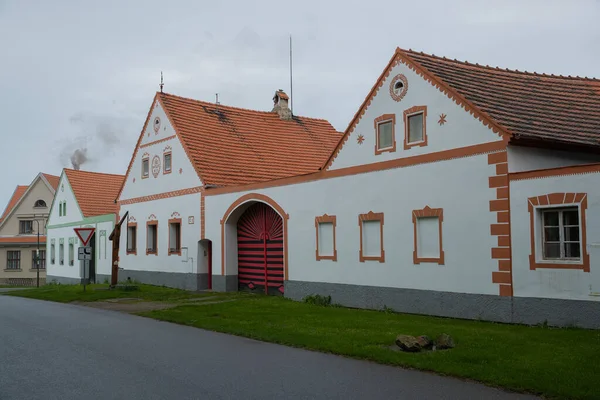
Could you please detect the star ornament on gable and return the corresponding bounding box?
[357,134,365,145]
[438,113,447,126]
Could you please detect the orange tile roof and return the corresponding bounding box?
[401,48,600,147]
[64,169,125,217]
[0,236,46,244]
[42,173,60,190]
[159,92,342,186]
[0,185,28,222]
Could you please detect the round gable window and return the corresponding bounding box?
[389,74,408,102]
[153,117,161,134]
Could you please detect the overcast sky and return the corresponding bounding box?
[1,0,599,207]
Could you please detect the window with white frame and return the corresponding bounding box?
[69,243,74,266]
[412,206,445,265]
[377,121,393,150]
[127,224,137,254]
[407,112,424,143]
[164,152,172,173]
[51,243,55,264]
[169,219,181,254]
[59,243,64,265]
[315,215,337,261]
[142,158,149,178]
[359,212,385,262]
[147,222,157,254]
[541,207,581,260]
[403,105,428,148]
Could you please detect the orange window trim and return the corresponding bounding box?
[126,222,137,255]
[163,151,172,174]
[168,218,182,256]
[403,105,428,150]
[412,206,444,265]
[146,220,158,255]
[315,214,337,261]
[358,211,385,263]
[528,193,590,272]
[374,114,396,155]
[141,157,150,179]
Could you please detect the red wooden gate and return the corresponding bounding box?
[237,203,284,295]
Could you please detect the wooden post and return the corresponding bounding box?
[109,212,128,288]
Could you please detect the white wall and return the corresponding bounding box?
[118,193,201,274]
[47,174,84,226]
[205,151,500,295]
[46,219,114,281]
[510,172,600,301]
[329,59,502,170]
[119,99,203,201]
[507,145,600,173]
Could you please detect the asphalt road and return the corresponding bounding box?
[0,295,538,400]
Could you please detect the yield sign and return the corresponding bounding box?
[74,227,95,246]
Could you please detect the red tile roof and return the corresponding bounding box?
[158,92,342,186]
[0,236,46,244]
[64,169,124,217]
[42,173,60,190]
[401,48,600,147]
[0,185,28,222]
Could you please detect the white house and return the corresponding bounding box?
[46,169,124,284]
[116,47,600,329]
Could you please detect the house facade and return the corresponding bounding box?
[116,48,600,329]
[45,169,124,284]
[0,173,59,286]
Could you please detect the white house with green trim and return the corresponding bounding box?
[46,169,124,284]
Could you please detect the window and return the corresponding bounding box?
[59,202,62,217]
[374,114,396,154]
[163,152,172,174]
[168,219,181,255]
[68,243,74,266]
[51,243,55,264]
[32,250,46,269]
[19,220,33,234]
[64,202,67,215]
[147,221,158,254]
[142,157,150,178]
[127,223,137,254]
[359,212,385,262]
[59,243,64,265]
[315,214,337,261]
[528,192,590,271]
[34,199,47,208]
[403,105,428,149]
[6,251,20,270]
[412,206,445,265]
[542,208,580,260]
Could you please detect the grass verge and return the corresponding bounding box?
[139,295,600,400]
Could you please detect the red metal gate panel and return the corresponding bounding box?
[237,203,284,295]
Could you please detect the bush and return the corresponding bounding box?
[302,294,332,307]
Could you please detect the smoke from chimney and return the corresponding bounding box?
[70,148,88,170]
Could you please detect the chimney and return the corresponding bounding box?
[271,89,292,120]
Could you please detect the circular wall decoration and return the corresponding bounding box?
[153,117,161,134]
[389,74,408,102]
[151,155,161,178]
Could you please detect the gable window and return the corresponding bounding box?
[127,223,137,255]
[163,152,172,174]
[6,251,20,270]
[32,250,46,269]
[412,206,445,265]
[19,220,33,234]
[168,218,181,255]
[403,105,428,149]
[374,114,396,155]
[315,214,337,261]
[359,212,385,262]
[59,202,62,217]
[59,243,64,265]
[147,221,158,255]
[528,193,590,271]
[68,243,74,266]
[142,157,150,178]
[63,202,67,216]
[51,243,55,264]
[34,199,47,208]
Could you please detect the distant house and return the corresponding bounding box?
[115,47,600,329]
[46,169,124,284]
[0,173,59,286]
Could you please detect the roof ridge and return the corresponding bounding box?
[399,47,600,81]
[159,92,335,124]
[64,168,125,178]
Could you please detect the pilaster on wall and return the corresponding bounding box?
[488,151,513,296]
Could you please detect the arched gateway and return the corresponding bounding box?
[221,193,289,296]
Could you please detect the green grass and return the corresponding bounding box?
[2,283,226,303]
[139,295,600,400]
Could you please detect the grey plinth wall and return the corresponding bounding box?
[212,275,238,292]
[284,280,600,329]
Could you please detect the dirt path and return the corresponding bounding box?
[70,297,239,313]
